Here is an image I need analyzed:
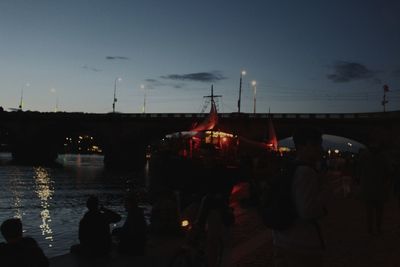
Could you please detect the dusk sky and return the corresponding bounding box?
[1,0,399,114]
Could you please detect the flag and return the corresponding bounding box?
[191,100,218,132]
[383,84,389,92]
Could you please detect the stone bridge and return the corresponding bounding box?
[0,110,399,168]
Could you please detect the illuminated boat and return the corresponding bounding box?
[148,86,241,194]
[149,85,281,195]
[154,85,239,167]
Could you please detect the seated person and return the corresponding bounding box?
[0,218,49,267]
[150,190,179,234]
[113,193,147,255]
[72,195,121,256]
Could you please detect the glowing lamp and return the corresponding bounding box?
[181,220,189,227]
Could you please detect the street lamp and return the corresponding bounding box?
[112,77,122,113]
[18,83,30,111]
[251,80,257,114]
[237,70,246,113]
[140,84,146,113]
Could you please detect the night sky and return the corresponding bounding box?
[1,0,399,113]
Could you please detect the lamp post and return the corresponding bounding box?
[251,80,257,114]
[382,84,389,112]
[112,77,122,113]
[141,84,146,113]
[237,70,246,113]
[18,83,30,111]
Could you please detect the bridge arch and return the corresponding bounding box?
[278,134,367,154]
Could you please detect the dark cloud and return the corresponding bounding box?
[327,61,377,83]
[173,84,184,89]
[145,79,158,83]
[161,71,226,82]
[106,56,129,60]
[82,65,102,72]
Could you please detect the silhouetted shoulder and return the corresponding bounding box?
[21,236,39,246]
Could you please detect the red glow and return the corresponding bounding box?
[231,184,241,195]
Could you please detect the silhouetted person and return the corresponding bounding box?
[273,126,329,267]
[150,190,180,235]
[72,195,121,256]
[112,193,147,255]
[195,194,234,267]
[357,143,391,235]
[0,218,49,267]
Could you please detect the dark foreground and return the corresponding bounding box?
[50,174,400,267]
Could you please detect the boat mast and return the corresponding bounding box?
[203,84,222,111]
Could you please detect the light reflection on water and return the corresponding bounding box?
[34,167,54,247]
[0,153,147,257]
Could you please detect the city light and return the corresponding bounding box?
[63,135,103,154]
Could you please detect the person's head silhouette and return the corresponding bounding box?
[1,218,23,243]
[86,195,99,211]
[293,126,323,164]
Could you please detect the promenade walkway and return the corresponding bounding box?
[50,176,400,266]
[230,178,400,267]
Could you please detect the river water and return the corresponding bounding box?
[0,153,150,257]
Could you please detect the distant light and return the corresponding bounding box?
[251,80,257,86]
[181,220,189,227]
[347,142,352,147]
[140,84,145,90]
[241,70,246,76]
[334,149,339,153]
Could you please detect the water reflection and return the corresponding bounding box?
[34,167,54,247]
[10,169,23,219]
[0,154,135,257]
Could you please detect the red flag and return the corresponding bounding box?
[383,84,389,92]
[191,100,218,132]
